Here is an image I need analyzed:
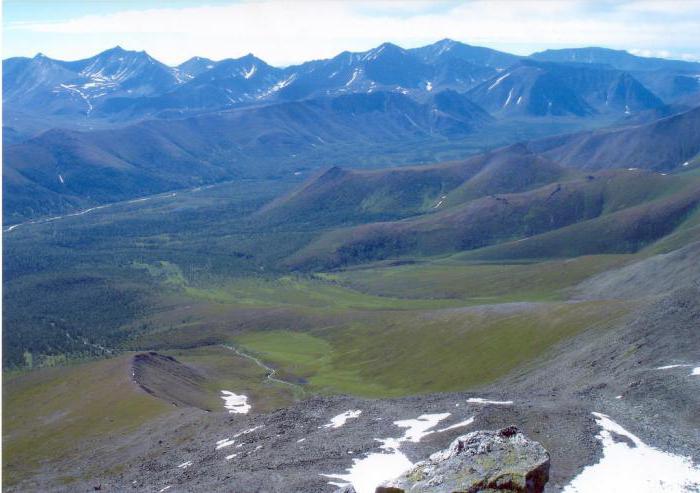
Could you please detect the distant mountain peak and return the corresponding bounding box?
[377,41,402,50]
[98,45,131,57]
[362,42,406,61]
[432,38,459,51]
[237,53,265,64]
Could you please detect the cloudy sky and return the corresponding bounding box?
[3,0,700,66]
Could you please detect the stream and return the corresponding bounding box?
[221,344,302,390]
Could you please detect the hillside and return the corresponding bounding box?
[6,42,699,225]
[258,145,568,227]
[530,105,700,170]
[4,176,699,490]
[3,90,493,224]
[287,171,700,269]
[465,60,663,117]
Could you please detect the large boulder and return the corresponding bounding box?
[376,426,550,493]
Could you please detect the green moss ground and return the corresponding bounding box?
[2,356,170,487]
[234,300,630,397]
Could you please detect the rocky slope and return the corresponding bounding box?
[22,272,698,492]
[377,426,550,493]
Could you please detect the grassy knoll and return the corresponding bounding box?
[233,300,630,397]
[182,275,465,310]
[2,355,171,487]
[328,254,634,302]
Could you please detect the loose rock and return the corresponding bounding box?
[376,426,549,493]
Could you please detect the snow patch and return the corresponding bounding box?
[563,412,700,492]
[321,410,362,429]
[437,417,475,433]
[323,448,412,493]
[657,364,693,370]
[257,74,297,99]
[395,413,452,443]
[220,391,250,414]
[243,65,257,79]
[466,398,513,405]
[503,88,514,107]
[322,413,456,493]
[234,425,262,437]
[216,425,263,451]
[346,68,361,87]
[362,45,386,61]
[488,72,510,91]
[216,438,236,450]
[59,84,93,115]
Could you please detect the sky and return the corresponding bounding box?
[3,0,700,66]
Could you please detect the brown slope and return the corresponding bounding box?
[528,105,700,171]
[132,352,213,411]
[458,185,700,262]
[257,144,570,228]
[286,171,697,270]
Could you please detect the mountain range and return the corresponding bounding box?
[5,39,699,134]
[4,39,700,225]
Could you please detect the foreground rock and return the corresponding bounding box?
[376,426,549,493]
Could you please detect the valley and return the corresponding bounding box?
[3,35,700,493]
[4,144,700,490]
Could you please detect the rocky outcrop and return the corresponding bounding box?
[376,426,549,493]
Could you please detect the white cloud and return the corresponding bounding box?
[629,48,674,59]
[617,0,700,15]
[4,0,699,65]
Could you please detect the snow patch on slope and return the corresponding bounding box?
[322,412,471,493]
[321,410,362,429]
[220,391,250,414]
[563,412,700,492]
[466,398,514,405]
[488,72,510,91]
